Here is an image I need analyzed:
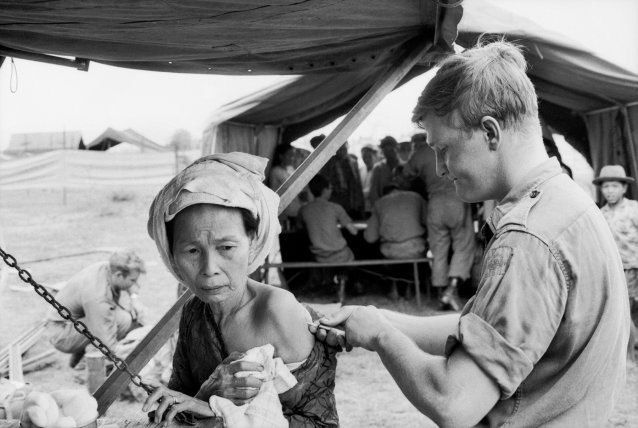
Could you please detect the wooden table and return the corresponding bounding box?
[263,256,432,306]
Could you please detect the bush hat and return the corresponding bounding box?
[592,165,635,185]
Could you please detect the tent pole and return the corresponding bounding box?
[0,46,89,71]
[277,36,432,212]
[95,290,192,415]
[620,106,638,196]
[94,34,433,414]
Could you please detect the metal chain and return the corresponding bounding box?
[0,246,154,394]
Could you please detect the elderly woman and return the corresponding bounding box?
[143,153,338,426]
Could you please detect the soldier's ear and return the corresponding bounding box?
[480,116,501,151]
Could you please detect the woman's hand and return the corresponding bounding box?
[142,386,214,425]
[195,351,265,405]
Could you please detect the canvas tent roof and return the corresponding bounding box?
[1,0,636,166]
[86,128,168,152]
[0,0,459,75]
[1,1,637,190]
[206,0,638,166]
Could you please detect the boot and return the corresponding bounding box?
[439,277,463,311]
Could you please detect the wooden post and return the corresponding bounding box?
[620,106,638,197]
[337,274,347,305]
[94,35,433,414]
[94,289,191,415]
[86,351,107,394]
[277,36,432,212]
[8,344,23,383]
[413,262,421,307]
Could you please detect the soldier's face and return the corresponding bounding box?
[421,113,500,202]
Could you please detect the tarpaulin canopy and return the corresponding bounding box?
[0,0,459,75]
[0,0,462,169]
[458,0,638,177]
[206,0,638,175]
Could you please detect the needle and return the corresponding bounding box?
[306,321,345,337]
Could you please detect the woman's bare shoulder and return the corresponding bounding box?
[251,281,314,362]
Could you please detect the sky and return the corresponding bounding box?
[0,0,637,151]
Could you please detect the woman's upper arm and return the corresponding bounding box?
[267,291,315,363]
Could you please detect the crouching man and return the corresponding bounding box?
[46,250,146,368]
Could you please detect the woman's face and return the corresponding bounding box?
[171,204,253,305]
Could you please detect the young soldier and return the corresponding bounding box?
[311,41,629,427]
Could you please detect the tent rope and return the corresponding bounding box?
[9,57,18,93]
[0,245,154,395]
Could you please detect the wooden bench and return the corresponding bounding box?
[262,258,432,306]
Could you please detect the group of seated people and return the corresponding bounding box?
[267,133,478,308]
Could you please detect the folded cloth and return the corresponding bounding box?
[208,344,298,428]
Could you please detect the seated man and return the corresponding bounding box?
[298,175,358,263]
[46,249,146,368]
[364,169,427,259]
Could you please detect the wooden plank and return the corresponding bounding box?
[0,322,45,370]
[8,344,23,383]
[19,349,57,374]
[277,36,432,212]
[94,289,191,415]
[262,258,431,269]
[0,349,56,378]
[95,36,432,415]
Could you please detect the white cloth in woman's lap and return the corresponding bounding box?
[208,344,299,428]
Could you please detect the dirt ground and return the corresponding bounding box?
[1,187,636,427]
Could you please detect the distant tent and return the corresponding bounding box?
[86,128,168,152]
[6,131,83,155]
[78,138,86,150]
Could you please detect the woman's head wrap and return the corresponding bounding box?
[148,152,281,281]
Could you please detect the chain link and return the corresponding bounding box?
[0,246,154,395]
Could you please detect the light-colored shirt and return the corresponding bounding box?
[601,197,638,269]
[48,262,132,349]
[368,161,395,206]
[298,199,352,260]
[364,190,427,244]
[404,145,457,201]
[447,158,629,427]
